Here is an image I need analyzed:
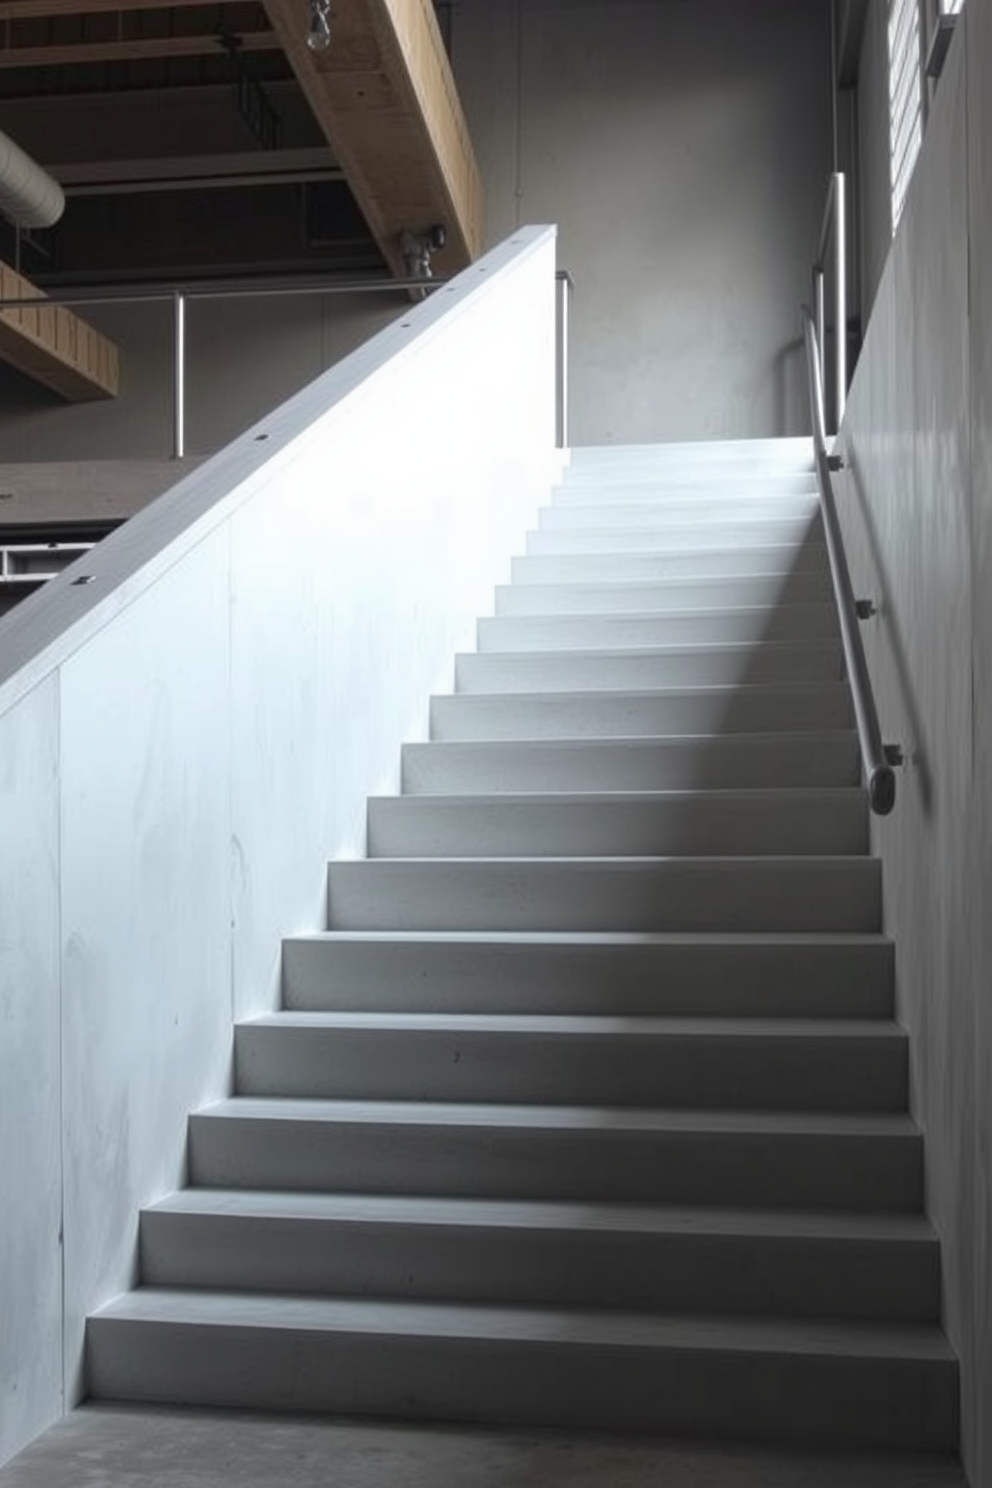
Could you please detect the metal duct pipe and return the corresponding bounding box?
[0,130,64,229]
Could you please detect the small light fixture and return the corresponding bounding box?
[306,0,331,52]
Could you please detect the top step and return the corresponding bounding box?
[566,438,814,476]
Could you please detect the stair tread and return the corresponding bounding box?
[248,1013,901,1039]
[372,788,865,806]
[414,731,858,748]
[460,640,840,661]
[94,1289,952,1361]
[148,1189,936,1243]
[290,929,893,946]
[484,605,836,624]
[197,1097,918,1136]
[332,854,876,867]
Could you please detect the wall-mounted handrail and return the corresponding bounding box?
[802,307,896,815]
[813,170,847,432]
[0,267,574,458]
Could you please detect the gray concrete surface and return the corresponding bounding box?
[0,1407,968,1488]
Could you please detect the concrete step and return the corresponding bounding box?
[87,1290,956,1449]
[235,1013,905,1112]
[429,685,854,740]
[140,1190,939,1324]
[565,437,814,475]
[552,474,819,504]
[454,641,844,693]
[525,518,821,555]
[512,547,828,584]
[325,857,881,934]
[281,932,895,1019]
[402,735,860,794]
[539,498,820,529]
[493,572,834,614]
[187,1098,923,1211]
[367,790,868,859]
[476,607,839,652]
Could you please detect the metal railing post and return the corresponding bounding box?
[815,267,826,401]
[555,270,572,449]
[172,290,186,461]
[835,171,847,427]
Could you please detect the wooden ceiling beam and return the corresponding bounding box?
[0,30,276,66]
[261,0,482,276]
[0,258,119,400]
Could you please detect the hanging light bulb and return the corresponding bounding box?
[306,0,331,51]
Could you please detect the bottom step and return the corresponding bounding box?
[88,1290,958,1452]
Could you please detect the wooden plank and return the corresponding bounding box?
[262,0,483,275]
[0,30,277,67]
[0,259,119,400]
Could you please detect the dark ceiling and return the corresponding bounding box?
[0,0,456,284]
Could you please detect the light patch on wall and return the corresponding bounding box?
[888,0,923,232]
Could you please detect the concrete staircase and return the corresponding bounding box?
[87,439,958,1452]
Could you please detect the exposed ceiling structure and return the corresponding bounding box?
[0,0,481,287]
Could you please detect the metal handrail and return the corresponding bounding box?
[0,266,574,458]
[813,171,847,432]
[0,276,452,461]
[802,307,896,815]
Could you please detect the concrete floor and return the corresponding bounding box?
[0,1408,969,1488]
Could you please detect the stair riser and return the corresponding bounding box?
[566,436,812,468]
[326,861,882,935]
[477,609,839,651]
[188,1115,923,1211]
[429,687,854,740]
[403,738,860,794]
[281,938,896,1019]
[494,574,834,614]
[455,643,843,692]
[140,1212,939,1324]
[539,499,820,529]
[526,521,821,555]
[512,550,828,583]
[85,1318,956,1451]
[235,1025,906,1112]
[553,477,818,504]
[367,795,868,859]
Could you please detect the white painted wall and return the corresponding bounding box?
[0,226,562,1471]
[453,0,833,445]
[834,15,992,1485]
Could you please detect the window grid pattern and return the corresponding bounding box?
[888,0,923,232]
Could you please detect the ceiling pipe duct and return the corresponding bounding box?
[0,129,65,229]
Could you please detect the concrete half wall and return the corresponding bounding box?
[834,14,992,1486]
[0,226,561,1471]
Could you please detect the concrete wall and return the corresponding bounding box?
[452,0,833,445]
[834,12,992,1486]
[0,227,561,1472]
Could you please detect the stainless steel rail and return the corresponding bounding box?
[802,306,897,815]
[814,171,847,432]
[0,266,573,458]
[555,269,574,449]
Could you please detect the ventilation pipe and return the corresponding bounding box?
[0,129,64,229]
